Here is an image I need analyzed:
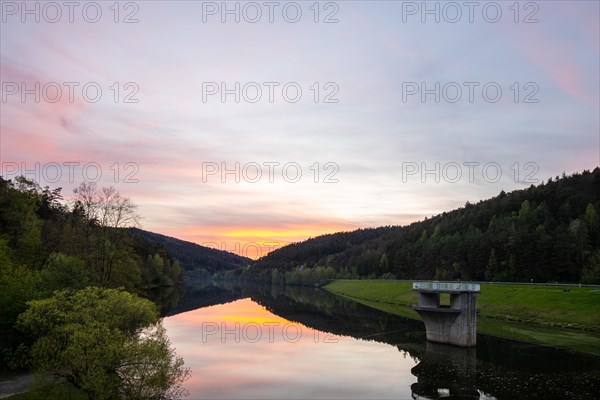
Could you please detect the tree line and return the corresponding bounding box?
[0,176,188,399]
[130,228,252,274]
[239,168,600,285]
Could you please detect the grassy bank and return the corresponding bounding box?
[324,280,600,355]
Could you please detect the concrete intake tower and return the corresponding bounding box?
[412,281,480,347]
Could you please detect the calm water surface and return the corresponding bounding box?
[163,283,600,400]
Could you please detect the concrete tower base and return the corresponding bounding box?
[412,282,480,347]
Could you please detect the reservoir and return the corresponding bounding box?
[163,283,600,400]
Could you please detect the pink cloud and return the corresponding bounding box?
[1,58,88,145]
[508,9,598,108]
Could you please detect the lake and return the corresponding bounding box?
[163,282,600,400]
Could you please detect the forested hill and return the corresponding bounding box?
[130,228,251,272]
[0,176,248,369]
[245,168,600,284]
[247,226,401,272]
[0,177,189,368]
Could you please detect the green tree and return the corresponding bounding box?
[518,199,531,219]
[17,287,189,400]
[378,253,389,275]
[145,253,165,287]
[581,249,600,284]
[0,239,43,368]
[485,249,498,281]
[40,252,89,293]
[584,203,599,231]
[72,183,140,286]
[0,177,44,267]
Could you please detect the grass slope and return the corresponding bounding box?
[324,280,600,355]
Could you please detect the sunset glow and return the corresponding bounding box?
[1,1,598,255]
[163,297,418,399]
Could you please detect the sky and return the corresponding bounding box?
[1,1,599,258]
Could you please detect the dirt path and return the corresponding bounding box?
[0,373,34,399]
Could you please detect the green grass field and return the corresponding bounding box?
[324,280,600,355]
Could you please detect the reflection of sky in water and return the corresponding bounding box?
[163,298,418,399]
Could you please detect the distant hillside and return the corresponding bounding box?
[247,226,400,271]
[130,228,251,272]
[242,168,600,284]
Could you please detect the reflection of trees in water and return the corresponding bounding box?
[170,282,600,400]
[410,331,600,400]
[247,284,600,400]
[163,281,242,316]
[244,283,428,350]
[411,343,480,400]
[146,285,185,315]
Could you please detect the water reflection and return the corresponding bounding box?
[411,342,481,400]
[164,280,242,316]
[144,284,185,314]
[164,282,600,400]
[164,297,419,399]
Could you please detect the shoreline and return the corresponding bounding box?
[324,279,600,355]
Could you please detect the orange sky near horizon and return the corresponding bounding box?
[2,1,598,260]
[168,222,360,259]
